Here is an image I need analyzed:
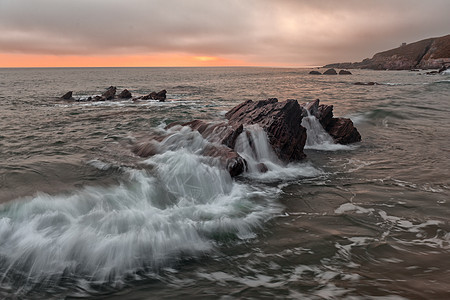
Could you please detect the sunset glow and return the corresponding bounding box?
[0,53,257,68]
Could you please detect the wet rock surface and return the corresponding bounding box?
[132,98,360,177]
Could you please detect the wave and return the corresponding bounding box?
[1,123,325,296]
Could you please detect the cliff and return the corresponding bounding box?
[324,34,450,70]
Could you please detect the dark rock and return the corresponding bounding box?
[181,120,243,149]
[256,163,268,173]
[61,91,73,100]
[141,89,167,101]
[323,68,337,75]
[155,90,167,101]
[326,118,361,144]
[86,96,92,101]
[317,104,334,128]
[300,99,320,117]
[426,71,439,75]
[202,144,247,177]
[102,86,116,100]
[309,70,322,75]
[225,98,307,162]
[438,65,448,73]
[93,95,104,101]
[354,82,377,85]
[118,89,132,99]
[339,70,352,75]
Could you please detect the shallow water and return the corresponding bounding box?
[0,67,449,299]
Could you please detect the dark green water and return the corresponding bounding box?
[0,67,449,299]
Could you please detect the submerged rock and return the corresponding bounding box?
[61,91,73,100]
[354,81,378,85]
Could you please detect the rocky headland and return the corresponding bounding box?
[324,34,450,70]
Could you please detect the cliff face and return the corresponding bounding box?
[324,34,450,70]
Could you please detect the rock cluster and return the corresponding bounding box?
[309,69,352,75]
[133,98,361,177]
[60,87,167,102]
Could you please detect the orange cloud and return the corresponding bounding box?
[0,53,256,68]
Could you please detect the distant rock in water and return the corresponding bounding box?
[324,34,450,70]
[102,86,117,100]
[339,70,352,75]
[354,82,378,85]
[61,91,73,100]
[309,70,322,75]
[139,90,167,101]
[323,68,337,75]
[118,89,132,99]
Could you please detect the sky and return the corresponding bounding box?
[0,0,449,68]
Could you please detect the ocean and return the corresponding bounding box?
[0,67,449,299]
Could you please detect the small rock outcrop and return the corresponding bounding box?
[61,91,73,100]
[309,70,322,75]
[339,70,352,75]
[301,99,361,144]
[140,90,167,101]
[323,68,337,75]
[326,118,361,144]
[102,86,117,100]
[118,89,132,99]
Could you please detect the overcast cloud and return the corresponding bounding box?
[0,0,449,65]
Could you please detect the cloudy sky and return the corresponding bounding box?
[0,0,449,67]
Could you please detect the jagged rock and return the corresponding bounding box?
[118,89,132,99]
[141,89,167,101]
[225,98,307,162]
[339,70,352,75]
[301,99,320,117]
[102,86,116,100]
[61,91,73,100]
[316,104,334,128]
[438,65,448,73]
[93,95,104,101]
[323,68,337,75]
[309,70,322,75]
[326,118,361,144]
[182,120,243,149]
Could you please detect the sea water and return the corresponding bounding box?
[0,67,449,299]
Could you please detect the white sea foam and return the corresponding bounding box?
[234,125,323,181]
[301,113,353,151]
[0,125,289,289]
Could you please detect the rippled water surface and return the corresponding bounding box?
[0,67,449,299]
